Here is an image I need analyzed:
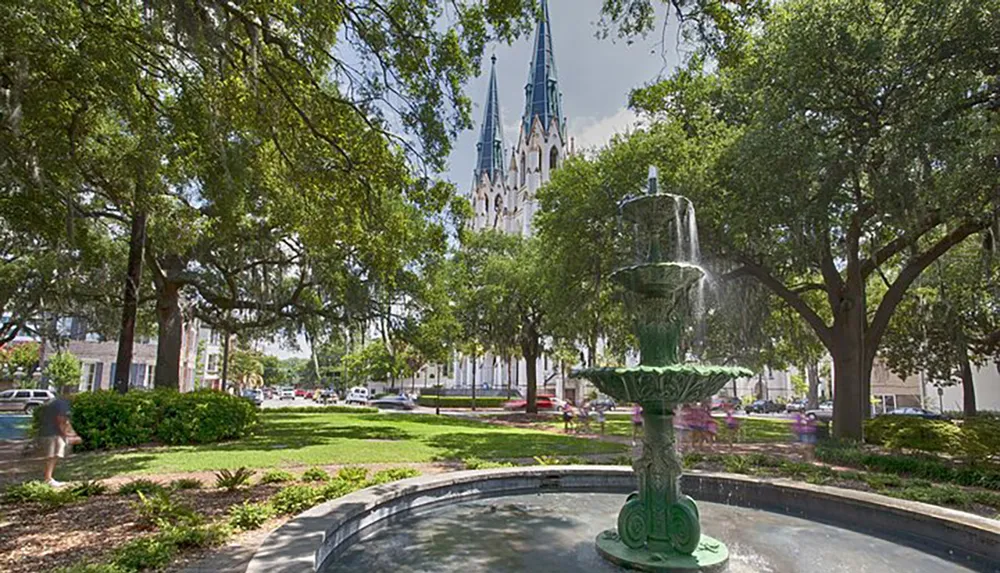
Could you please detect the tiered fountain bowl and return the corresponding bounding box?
[574,169,751,572]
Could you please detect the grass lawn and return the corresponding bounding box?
[58,412,627,480]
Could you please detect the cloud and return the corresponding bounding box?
[571,108,642,153]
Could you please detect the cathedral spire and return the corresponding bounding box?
[475,54,506,183]
[522,0,563,138]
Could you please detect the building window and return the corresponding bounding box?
[537,149,543,171]
[207,353,220,374]
[520,152,527,186]
[550,147,559,171]
[80,362,98,392]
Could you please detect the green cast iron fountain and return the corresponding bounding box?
[574,167,752,572]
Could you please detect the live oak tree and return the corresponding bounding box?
[2,0,541,391]
[621,0,1000,438]
[881,234,1000,416]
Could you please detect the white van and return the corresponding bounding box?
[345,387,370,405]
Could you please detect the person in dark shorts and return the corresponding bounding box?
[38,397,76,487]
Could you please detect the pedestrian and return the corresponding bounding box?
[724,405,740,447]
[38,396,80,487]
[792,412,817,461]
[596,407,606,435]
[631,404,643,445]
[562,402,574,433]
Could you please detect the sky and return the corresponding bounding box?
[446,0,683,191]
[269,1,684,359]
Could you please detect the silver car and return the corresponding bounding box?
[0,389,56,414]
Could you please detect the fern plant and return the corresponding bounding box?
[215,467,255,491]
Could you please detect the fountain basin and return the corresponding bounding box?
[574,365,753,406]
[245,466,1000,573]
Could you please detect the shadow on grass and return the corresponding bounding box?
[355,413,495,429]
[59,453,159,481]
[426,432,627,461]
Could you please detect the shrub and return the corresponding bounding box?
[132,491,199,528]
[864,416,963,454]
[158,521,229,549]
[2,481,78,508]
[336,466,369,484]
[816,444,1000,490]
[888,484,971,508]
[318,479,358,501]
[215,467,255,491]
[463,457,514,470]
[722,455,753,475]
[863,473,904,490]
[960,415,1000,459]
[271,484,321,515]
[533,455,560,466]
[117,479,166,497]
[367,468,420,486]
[300,467,330,482]
[69,480,109,498]
[54,563,128,573]
[112,536,177,571]
[415,396,507,408]
[228,501,275,531]
[168,478,203,491]
[45,389,258,451]
[259,469,295,485]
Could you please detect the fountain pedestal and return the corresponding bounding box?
[574,169,751,572]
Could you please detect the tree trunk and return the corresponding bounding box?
[522,323,539,415]
[221,331,231,392]
[807,362,819,409]
[471,353,477,411]
[830,333,869,441]
[957,331,976,416]
[153,281,183,390]
[115,209,146,394]
[506,354,513,399]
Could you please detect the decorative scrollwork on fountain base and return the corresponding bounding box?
[595,531,730,573]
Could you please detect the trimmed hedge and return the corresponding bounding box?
[415,396,508,408]
[864,416,963,453]
[34,390,258,451]
[864,415,999,459]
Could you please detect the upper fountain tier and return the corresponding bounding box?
[618,167,702,269]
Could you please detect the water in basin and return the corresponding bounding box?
[323,492,973,573]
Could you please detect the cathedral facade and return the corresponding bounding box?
[454,0,579,400]
[470,0,569,238]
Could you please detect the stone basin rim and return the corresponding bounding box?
[244,466,1000,573]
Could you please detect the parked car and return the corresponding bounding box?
[318,388,339,404]
[345,386,370,405]
[884,407,942,419]
[371,394,416,411]
[711,396,742,411]
[746,399,783,414]
[785,399,809,413]
[503,395,556,411]
[590,397,617,411]
[805,401,834,421]
[294,388,309,398]
[241,389,263,407]
[279,387,295,400]
[0,389,56,414]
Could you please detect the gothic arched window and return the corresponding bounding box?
[550,147,559,171]
[494,194,503,214]
[537,149,543,171]
[520,152,527,186]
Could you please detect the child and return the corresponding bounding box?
[631,404,643,445]
[596,407,607,435]
[562,402,574,433]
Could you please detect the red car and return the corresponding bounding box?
[294,388,308,398]
[503,395,556,411]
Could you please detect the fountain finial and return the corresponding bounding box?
[647,165,658,195]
